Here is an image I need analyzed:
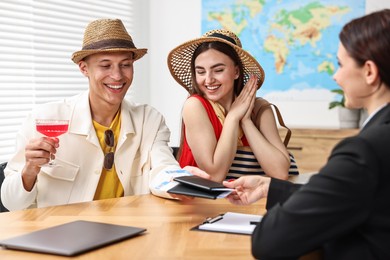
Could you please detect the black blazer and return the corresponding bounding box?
[252,104,390,260]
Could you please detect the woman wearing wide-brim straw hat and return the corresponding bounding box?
[167,29,291,182]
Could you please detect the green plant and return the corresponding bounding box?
[328,89,345,109]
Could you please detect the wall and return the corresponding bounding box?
[149,0,201,146]
[124,0,150,104]
[148,0,390,146]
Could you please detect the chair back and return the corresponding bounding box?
[0,162,9,212]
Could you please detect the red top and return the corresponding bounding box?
[179,94,248,168]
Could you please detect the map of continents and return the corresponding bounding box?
[202,0,365,101]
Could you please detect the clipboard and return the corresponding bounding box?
[191,212,262,235]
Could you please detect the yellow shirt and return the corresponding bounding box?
[93,111,124,200]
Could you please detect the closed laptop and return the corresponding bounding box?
[0,220,146,256]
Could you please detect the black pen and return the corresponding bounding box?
[250,221,260,225]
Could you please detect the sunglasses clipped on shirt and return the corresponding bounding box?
[104,129,115,170]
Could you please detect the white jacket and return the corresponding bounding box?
[1,91,181,210]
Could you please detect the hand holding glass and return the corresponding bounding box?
[35,119,69,166]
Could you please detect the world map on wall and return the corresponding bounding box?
[202,0,365,101]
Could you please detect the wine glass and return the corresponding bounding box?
[35,119,69,166]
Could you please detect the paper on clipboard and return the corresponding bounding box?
[193,212,262,235]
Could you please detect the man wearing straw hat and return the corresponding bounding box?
[1,19,207,210]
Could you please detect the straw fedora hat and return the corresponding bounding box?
[167,29,264,93]
[72,19,147,64]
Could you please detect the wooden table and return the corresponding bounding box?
[0,194,266,259]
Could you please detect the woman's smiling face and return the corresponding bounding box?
[194,49,239,106]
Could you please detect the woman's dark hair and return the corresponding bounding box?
[189,41,245,96]
[340,9,390,88]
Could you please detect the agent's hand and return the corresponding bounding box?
[223,176,270,205]
[22,137,59,191]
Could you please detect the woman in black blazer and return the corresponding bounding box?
[224,9,390,260]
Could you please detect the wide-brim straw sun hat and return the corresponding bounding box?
[167,29,264,92]
[72,19,147,64]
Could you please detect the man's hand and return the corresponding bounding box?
[183,166,211,179]
[223,176,271,205]
[22,137,59,191]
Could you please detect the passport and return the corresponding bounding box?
[167,175,233,199]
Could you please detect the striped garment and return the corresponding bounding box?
[227,146,299,179]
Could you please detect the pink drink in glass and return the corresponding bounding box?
[36,123,69,137]
[35,119,69,166]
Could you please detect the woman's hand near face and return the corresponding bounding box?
[228,75,257,122]
[241,76,257,124]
